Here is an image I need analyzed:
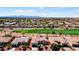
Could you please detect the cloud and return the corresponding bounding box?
[42,13,46,16]
[38,13,46,17]
[73,10,79,16]
[39,7,44,10]
[15,9,34,13]
[76,10,79,13]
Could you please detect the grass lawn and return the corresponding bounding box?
[12,28,79,35]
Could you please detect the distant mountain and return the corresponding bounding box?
[0,15,42,18]
[0,15,78,18]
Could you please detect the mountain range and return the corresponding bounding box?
[0,15,43,18]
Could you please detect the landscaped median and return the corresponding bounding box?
[12,28,79,35]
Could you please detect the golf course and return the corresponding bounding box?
[12,28,79,35]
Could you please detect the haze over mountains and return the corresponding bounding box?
[0,15,79,18]
[0,15,42,18]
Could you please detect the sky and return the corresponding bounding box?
[0,7,79,17]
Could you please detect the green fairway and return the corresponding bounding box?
[12,29,79,35]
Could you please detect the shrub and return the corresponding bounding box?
[32,43,38,47]
[41,41,50,46]
[4,43,12,50]
[51,43,62,51]
[3,34,12,37]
